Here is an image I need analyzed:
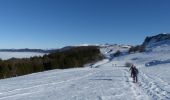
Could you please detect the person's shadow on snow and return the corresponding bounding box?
[89,75,126,81]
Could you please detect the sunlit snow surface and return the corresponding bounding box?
[0,44,170,100]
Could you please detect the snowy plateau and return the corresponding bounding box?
[0,33,170,100]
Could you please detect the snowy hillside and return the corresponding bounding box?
[100,44,131,59]
[0,34,170,100]
[143,33,170,51]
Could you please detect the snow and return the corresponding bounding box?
[0,52,46,60]
[144,33,170,52]
[100,44,130,59]
[0,66,150,100]
[146,40,170,51]
[0,43,170,100]
[162,33,169,35]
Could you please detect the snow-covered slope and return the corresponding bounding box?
[0,63,151,100]
[0,34,170,100]
[100,44,131,59]
[143,33,170,52]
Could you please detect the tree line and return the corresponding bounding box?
[0,46,103,79]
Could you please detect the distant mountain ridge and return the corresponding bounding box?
[0,48,58,53]
[1,33,170,53]
[142,33,170,51]
[143,33,170,46]
[0,46,92,53]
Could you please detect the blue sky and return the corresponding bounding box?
[0,0,170,49]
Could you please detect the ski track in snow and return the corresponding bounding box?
[0,62,167,100]
[139,71,170,100]
[123,69,150,100]
[0,44,170,100]
[0,66,141,100]
[0,69,101,100]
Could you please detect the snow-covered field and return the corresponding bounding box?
[0,63,151,100]
[0,52,46,60]
[0,41,170,100]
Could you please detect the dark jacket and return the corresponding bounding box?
[130,66,138,75]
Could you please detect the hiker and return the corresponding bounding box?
[129,65,134,77]
[129,64,138,83]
